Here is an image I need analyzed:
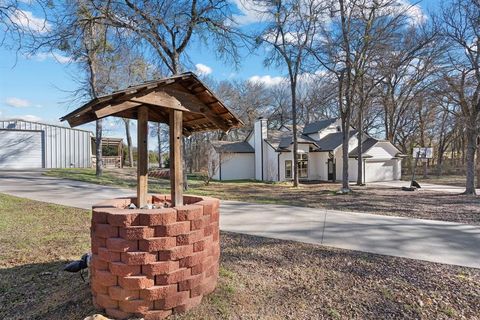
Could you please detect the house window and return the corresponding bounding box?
[298,153,308,178]
[285,160,292,179]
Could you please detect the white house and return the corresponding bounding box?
[211,118,403,183]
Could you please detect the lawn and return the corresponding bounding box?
[1,193,479,319]
[45,168,480,225]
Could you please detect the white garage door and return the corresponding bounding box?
[0,130,43,169]
[365,160,395,182]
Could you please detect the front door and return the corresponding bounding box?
[327,159,335,182]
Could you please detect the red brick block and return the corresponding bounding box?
[118,299,151,313]
[204,224,214,237]
[91,281,108,295]
[210,209,220,223]
[205,263,219,278]
[202,276,218,295]
[121,251,157,265]
[192,239,206,252]
[90,255,109,270]
[173,295,203,313]
[178,273,203,291]
[154,291,190,309]
[109,285,140,301]
[191,276,217,297]
[191,215,210,231]
[155,221,190,237]
[91,237,106,254]
[152,195,166,204]
[95,223,119,238]
[95,293,119,309]
[142,261,179,276]
[107,210,140,227]
[139,237,176,252]
[198,200,216,216]
[105,308,133,320]
[141,310,173,320]
[109,262,141,277]
[176,205,203,221]
[98,247,121,262]
[106,237,138,252]
[191,256,212,276]
[139,208,176,226]
[179,251,206,268]
[155,268,191,285]
[119,226,154,240]
[94,270,117,287]
[140,284,177,301]
[176,230,204,246]
[159,245,193,261]
[92,209,108,224]
[119,275,154,290]
[212,225,220,242]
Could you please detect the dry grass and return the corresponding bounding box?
[1,193,479,320]
[46,168,480,225]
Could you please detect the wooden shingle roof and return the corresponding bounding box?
[60,72,243,135]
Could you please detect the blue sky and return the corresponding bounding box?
[0,0,439,140]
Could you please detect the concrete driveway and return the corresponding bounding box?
[369,180,480,194]
[1,170,479,269]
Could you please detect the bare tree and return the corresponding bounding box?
[437,0,480,194]
[255,0,325,187]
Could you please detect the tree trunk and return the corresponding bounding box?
[356,109,364,185]
[464,130,476,195]
[157,123,163,168]
[95,119,103,177]
[291,79,299,187]
[341,114,350,191]
[124,119,134,167]
[476,135,480,189]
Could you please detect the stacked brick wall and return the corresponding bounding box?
[89,195,220,320]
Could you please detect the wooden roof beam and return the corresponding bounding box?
[130,91,190,112]
[162,88,231,132]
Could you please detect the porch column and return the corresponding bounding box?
[137,106,148,208]
[170,109,184,207]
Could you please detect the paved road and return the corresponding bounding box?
[1,170,479,269]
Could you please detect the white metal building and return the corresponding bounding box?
[0,119,92,169]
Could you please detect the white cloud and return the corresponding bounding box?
[248,75,286,86]
[17,114,42,122]
[9,9,50,34]
[231,0,266,25]
[5,97,31,108]
[34,52,72,64]
[195,63,213,75]
[397,0,427,26]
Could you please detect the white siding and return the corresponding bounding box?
[264,143,279,181]
[0,130,43,168]
[334,134,358,181]
[218,153,255,180]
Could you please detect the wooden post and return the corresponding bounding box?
[170,109,184,207]
[137,106,148,208]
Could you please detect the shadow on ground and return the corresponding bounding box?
[0,261,95,320]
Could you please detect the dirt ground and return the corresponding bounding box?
[1,193,479,320]
[45,168,480,225]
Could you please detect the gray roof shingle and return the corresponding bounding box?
[316,130,358,151]
[212,141,254,153]
[349,137,378,157]
[303,118,338,134]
